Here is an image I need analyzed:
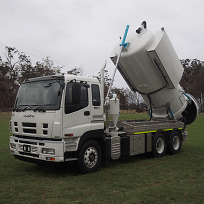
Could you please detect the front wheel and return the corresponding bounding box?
[78,140,102,174]
[152,132,167,158]
[168,130,182,155]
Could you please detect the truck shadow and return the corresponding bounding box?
[25,152,154,176]
[106,152,154,167]
[24,161,81,176]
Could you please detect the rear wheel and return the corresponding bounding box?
[152,132,167,157]
[168,130,182,155]
[78,140,102,174]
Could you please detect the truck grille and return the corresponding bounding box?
[22,122,37,134]
[13,122,49,136]
[22,122,36,127]
[23,129,37,134]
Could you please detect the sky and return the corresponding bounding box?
[0,0,204,88]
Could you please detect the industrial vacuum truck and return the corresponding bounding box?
[9,22,198,173]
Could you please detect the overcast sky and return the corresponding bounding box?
[0,0,204,88]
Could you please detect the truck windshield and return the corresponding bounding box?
[14,79,64,111]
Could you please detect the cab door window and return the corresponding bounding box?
[91,84,100,106]
[65,83,88,114]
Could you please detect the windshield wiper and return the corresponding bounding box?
[44,82,55,87]
[13,105,22,112]
[34,105,46,112]
[44,80,64,88]
[44,80,60,87]
[22,106,32,112]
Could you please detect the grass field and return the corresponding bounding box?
[0,112,204,203]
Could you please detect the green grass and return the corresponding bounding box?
[1,112,204,203]
[119,112,149,121]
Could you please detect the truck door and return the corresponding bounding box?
[90,84,104,123]
[63,82,91,135]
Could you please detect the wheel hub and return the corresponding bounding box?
[84,147,98,168]
[89,153,95,162]
[156,138,164,154]
[172,136,180,150]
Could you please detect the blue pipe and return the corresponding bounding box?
[148,109,151,117]
[120,25,130,48]
[170,109,175,118]
[183,93,191,100]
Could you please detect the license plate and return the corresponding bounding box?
[23,145,31,152]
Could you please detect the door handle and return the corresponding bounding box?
[84,111,90,116]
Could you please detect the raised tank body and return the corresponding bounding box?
[110,23,198,125]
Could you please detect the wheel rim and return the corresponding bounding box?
[156,138,165,154]
[84,147,98,168]
[172,136,180,150]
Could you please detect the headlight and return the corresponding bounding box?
[42,148,55,155]
[10,143,16,149]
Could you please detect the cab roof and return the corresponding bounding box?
[23,74,99,84]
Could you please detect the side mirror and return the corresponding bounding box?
[72,83,81,104]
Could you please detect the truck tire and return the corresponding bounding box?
[152,132,167,158]
[168,130,182,155]
[78,140,102,174]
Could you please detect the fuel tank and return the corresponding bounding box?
[110,24,198,125]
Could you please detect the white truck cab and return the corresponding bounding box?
[10,75,105,170]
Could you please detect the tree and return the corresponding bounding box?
[111,87,128,110]
[0,57,10,109]
[124,88,144,111]
[94,68,111,99]
[18,56,63,84]
[0,47,31,108]
[180,58,204,110]
[0,47,63,110]
[67,66,84,76]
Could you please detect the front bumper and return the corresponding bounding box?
[10,136,65,162]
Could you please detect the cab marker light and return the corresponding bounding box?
[46,157,55,161]
[65,133,73,137]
